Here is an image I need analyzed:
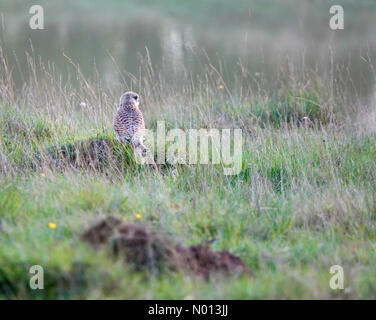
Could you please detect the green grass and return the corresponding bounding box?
[1,115,375,298]
[1,43,376,299]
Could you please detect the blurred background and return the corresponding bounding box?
[1,0,376,103]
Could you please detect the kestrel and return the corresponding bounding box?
[114,91,149,155]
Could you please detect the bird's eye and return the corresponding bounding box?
[134,96,138,100]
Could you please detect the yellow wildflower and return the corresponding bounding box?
[218,85,224,89]
[48,222,56,229]
[136,213,141,220]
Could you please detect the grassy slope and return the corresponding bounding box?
[0,95,375,298]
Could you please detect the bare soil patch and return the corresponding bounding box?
[82,216,250,278]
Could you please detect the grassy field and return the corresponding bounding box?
[0,45,376,299]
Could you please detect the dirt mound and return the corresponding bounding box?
[81,216,250,278]
[48,138,133,170]
[176,244,248,279]
[45,137,173,172]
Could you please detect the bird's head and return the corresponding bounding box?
[120,91,139,108]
